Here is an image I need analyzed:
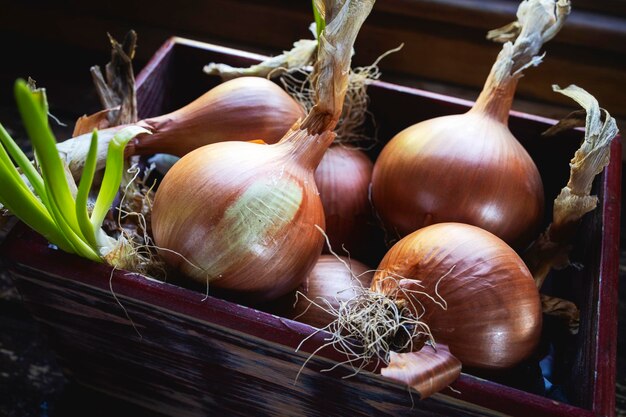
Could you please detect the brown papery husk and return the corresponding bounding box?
[58,76,305,180]
[370,0,570,249]
[289,255,374,329]
[370,222,542,370]
[74,31,168,279]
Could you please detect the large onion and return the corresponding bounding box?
[371,101,544,248]
[151,0,375,302]
[152,131,331,301]
[371,222,542,369]
[371,0,569,249]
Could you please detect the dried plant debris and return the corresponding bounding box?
[89,30,139,127]
[204,16,401,146]
[524,84,619,333]
[487,0,570,82]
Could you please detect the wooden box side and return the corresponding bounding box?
[111,36,626,417]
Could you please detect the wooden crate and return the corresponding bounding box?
[1,37,621,417]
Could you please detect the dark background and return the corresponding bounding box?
[0,1,625,416]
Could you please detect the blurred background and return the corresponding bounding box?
[0,0,625,416]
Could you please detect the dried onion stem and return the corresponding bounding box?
[523,84,619,333]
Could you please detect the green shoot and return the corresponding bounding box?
[312,0,326,39]
[91,125,148,234]
[1,78,149,264]
[0,124,47,204]
[75,130,100,249]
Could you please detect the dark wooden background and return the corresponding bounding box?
[0,1,624,416]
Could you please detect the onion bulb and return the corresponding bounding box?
[151,0,375,302]
[58,76,304,178]
[152,130,332,301]
[371,222,542,369]
[314,145,375,257]
[131,77,304,156]
[371,0,570,249]
[290,255,373,329]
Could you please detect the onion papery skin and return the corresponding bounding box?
[152,133,329,302]
[314,145,375,257]
[371,222,542,370]
[290,255,373,329]
[371,111,544,249]
[130,77,305,156]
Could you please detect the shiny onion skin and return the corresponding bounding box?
[131,77,305,156]
[290,255,374,329]
[369,0,568,249]
[371,109,544,249]
[152,130,333,302]
[314,145,374,256]
[58,77,304,179]
[371,222,542,369]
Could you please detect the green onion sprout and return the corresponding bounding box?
[0,79,149,263]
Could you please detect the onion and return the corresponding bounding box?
[152,131,331,301]
[131,77,304,156]
[314,145,375,257]
[290,255,373,329]
[58,76,304,178]
[371,0,570,249]
[371,222,542,369]
[151,0,375,302]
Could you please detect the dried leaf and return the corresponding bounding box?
[301,0,375,134]
[89,30,138,126]
[203,39,318,81]
[72,108,115,136]
[552,84,618,217]
[523,85,618,323]
[489,0,570,84]
[541,294,579,334]
[541,109,587,137]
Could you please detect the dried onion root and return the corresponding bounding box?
[296,276,437,374]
